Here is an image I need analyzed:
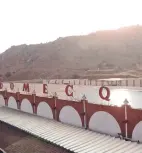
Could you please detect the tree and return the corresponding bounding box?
[5,72,12,78]
[71,74,80,79]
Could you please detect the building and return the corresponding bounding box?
[0,81,142,152]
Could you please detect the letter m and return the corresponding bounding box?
[23,83,29,92]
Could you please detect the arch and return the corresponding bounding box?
[8,96,17,109]
[21,99,33,114]
[89,111,121,136]
[132,121,142,142]
[0,95,5,106]
[37,102,53,119]
[59,106,82,127]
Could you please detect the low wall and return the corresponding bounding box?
[0,90,142,142]
[1,82,142,108]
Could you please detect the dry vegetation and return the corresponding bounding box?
[1,25,142,81]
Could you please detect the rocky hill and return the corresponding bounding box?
[1,25,142,81]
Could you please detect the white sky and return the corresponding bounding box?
[0,0,142,53]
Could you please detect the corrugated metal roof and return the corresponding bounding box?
[0,107,142,153]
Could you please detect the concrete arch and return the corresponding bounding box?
[0,95,5,106]
[21,99,33,114]
[132,121,142,142]
[89,111,121,136]
[8,96,17,109]
[37,102,53,119]
[59,106,82,127]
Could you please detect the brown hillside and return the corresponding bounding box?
[1,25,142,81]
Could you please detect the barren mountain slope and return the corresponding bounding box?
[1,25,142,81]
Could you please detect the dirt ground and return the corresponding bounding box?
[0,122,71,153]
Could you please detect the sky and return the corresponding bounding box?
[0,0,142,53]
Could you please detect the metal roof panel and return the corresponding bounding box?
[0,107,142,153]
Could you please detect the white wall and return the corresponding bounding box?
[59,106,82,127]
[8,96,17,109]
[132,121,142,142]
[1,82,142,108]
[0,95,5,106]
[21,99,33,114]
[37,102,53,119]
[89,111,121,136]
